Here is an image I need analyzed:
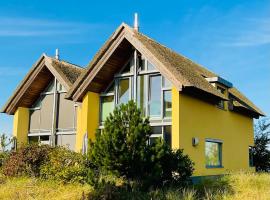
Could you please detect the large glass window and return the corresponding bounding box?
[118,78,130,104]
[137,75,147,116]
[99,53,172,132]
[149,126,162,145]
[164,125,172,147]
[205,140,222,167]
[149,75,161,117]
[149,125,171,147]
[121,59,134,74]
[147,61,156,71]
[101,95,114,122]
[163,90,172,118]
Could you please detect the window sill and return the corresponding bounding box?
[206,165,224,169]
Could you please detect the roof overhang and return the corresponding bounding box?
[229,100,261,119]
[1,55,76,115]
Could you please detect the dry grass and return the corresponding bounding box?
[0,176,92,200]
[221,172,270,200]
[0,172,269,200]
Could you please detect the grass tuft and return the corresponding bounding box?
[0,172,269,200]
[0,176,92,200]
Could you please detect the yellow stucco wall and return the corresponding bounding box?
[172,87,254,176]
[75,92,100,152]
[172,87,180,149]
[13,107,29,148]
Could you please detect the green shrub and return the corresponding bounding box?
[88,101,152,183]
[40,146,87,183]
[2,144,87,183]
[87,101,194,190]
[148,139,194,187]
[0,152,9,168]
[2,144,51,177]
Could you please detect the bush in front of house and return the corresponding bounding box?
[87,101,194,190]
[40,146,87,183]
[2,144,52,177]
[2,144,87,183]
[0,152,9,169]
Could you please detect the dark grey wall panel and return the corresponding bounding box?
[57,134,76,151]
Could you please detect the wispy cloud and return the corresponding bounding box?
[0,17,107,37]
[220,17,270,47]
[0,66,27,76]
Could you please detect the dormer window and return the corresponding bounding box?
[217,86,226,109]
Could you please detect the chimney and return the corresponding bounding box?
[134,13,139,32]
[55,48,59,60]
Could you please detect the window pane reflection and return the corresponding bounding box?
[205,141,222,167]
[118,79,130,104]
[149,76,161,117]
[164,91,172,118]
[137,75,146,115]
[101,96,114,122]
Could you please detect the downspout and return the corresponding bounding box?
[50,49,60,147]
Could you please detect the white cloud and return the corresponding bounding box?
[0,67,27,76]
[221,17,270,47]
[0,16,107,37]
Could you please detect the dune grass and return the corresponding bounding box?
[191,172,270,200]
[0,176,92,200]
[0,172,269,200]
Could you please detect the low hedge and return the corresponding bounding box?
[2,144,87,183]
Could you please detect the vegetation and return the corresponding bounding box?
[0,172,269,200]
[2,144,87,183]
[0,133,14,152]
[0,105,269,199]
[87,101,194,189]
[0,176,91,200]
[0,133,13,168]
[253,118,270,172]
[40,146,87,183]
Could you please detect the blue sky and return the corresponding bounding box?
[0,0,269,135]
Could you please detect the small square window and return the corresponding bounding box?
[205,140,222,168]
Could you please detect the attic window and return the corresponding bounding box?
[217,86,226,109]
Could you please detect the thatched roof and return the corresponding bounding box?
[67,23,264,117]
[133,29,226,100]
[229,87,265,116]
[48,57,84,86]
[2,23,265,118]
[1,54,84,115]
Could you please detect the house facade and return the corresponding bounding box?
[2,23,264,177]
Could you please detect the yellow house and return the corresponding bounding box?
[1,23,265,177]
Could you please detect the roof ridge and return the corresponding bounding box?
[45,55,85,70]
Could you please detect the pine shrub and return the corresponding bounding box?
[87,101,194,189]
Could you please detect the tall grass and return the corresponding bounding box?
[194,172,270,200]
[0,176,92,200]
[0,172,269,200]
